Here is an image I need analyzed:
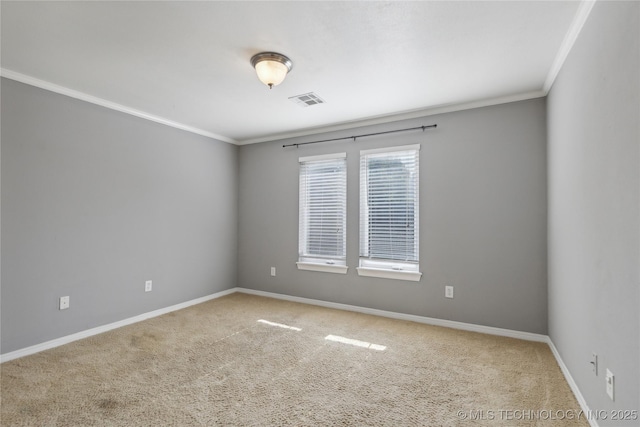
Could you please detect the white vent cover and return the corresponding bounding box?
[289,92,326,107]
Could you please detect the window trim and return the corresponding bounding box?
[358,144,421,282]
[297,262,349,274]
[356,266,422,281]
[297,152,348,274]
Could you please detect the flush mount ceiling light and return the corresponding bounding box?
[250,52,293,89]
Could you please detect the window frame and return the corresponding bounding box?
[296,152,348,274]
[357,144,422,282]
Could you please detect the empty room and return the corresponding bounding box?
[1,1,638,426]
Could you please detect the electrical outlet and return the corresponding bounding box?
[59,296,70,310]
[145,280,153,292]
[445,286,454,299]
[271,267,276,277]
[606,369,614,401]
[591,352,598,375]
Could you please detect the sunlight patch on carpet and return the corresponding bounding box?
[257,319,302,331]
[325,334,387,351]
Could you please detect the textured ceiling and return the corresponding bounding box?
[1,1,586,144]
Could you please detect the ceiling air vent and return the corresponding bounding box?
[289,92,326,107]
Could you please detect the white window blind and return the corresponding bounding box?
[298,153,347,271]
[359,145,420,278]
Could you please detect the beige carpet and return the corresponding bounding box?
[2,293,588,426]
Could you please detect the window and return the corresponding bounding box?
[297,153,348,274]
[358,145,421,281]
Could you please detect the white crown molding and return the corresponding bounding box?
[0,287,237,363]
[0,68,238,145]
[543,0,597,94]
[240,1,597,145]
[238,90,546,145]
[3,67,547,147]
[3,0,594,149]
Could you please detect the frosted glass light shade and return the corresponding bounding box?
[255,60,288,88]
[250,52,293,89]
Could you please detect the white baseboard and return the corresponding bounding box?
[235,287,548,342]
[0,288,236,363]
[546,338,600,427]
[1,285,594,427]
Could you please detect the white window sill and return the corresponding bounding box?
[296,262,348,274]
[357,267,422,282]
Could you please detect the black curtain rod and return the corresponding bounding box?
[282,124,437,148]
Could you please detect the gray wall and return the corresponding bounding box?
[547,1,639,421]
[1,78,238,353]
[238,98,548,334]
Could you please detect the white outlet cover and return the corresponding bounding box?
[270,267,276,277]
[606,369,614,401]
[145,280,153,292]
[59,296,70,310]
[445,286,454,299]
